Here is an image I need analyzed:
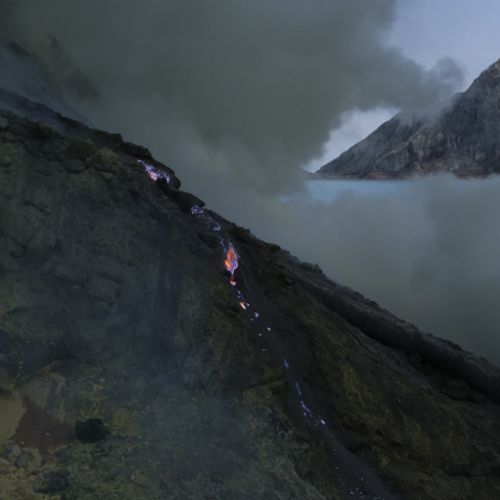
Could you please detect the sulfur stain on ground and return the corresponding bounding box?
[0,391,25,442]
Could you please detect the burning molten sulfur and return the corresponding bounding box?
[224,244,239,278]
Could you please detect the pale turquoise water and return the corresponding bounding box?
[305,179,416,202]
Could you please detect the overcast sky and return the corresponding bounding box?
[308,0,500,170]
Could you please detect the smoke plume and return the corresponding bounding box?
[5,0,462,196]
[6,2,497,366]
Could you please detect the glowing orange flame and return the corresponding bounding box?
[224,245,238,275]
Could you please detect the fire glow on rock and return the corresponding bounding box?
[224,244,239,286]
[138,159,171,183]
[138,160,326,428]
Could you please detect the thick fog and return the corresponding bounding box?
[258,176,500,365]
[6,0,462,193]
[5,1,500,364]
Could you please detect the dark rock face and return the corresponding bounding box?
[35,470,70,494]
[75,419,109,443]
[1,97,500,498]
[318,59,500,179]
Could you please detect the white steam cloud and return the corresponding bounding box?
[6,0,462,196]
[6,2,497,366]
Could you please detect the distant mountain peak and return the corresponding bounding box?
[482,58,500,77]
[318,57,500,179]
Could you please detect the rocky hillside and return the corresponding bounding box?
[0,85,500,499]
[1,37,500,498]
[318,59,500,179]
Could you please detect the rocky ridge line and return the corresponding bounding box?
[318,58,500,179]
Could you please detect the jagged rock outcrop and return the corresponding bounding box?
[1,90,500,499]
[318,59,500,179]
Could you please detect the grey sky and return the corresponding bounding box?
[391,0,500,85]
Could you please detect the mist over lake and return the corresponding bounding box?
[305,177,498,203]
[245,175,500,364]
[303,179,416,202]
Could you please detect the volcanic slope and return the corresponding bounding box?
[318,58,500,179]
[0,91,500,499]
